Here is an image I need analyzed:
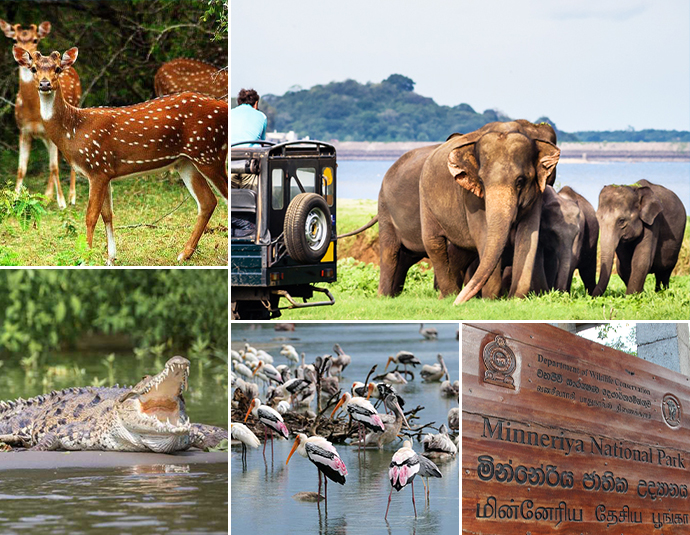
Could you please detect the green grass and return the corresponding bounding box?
[276,201,690,320]
[0,170,227,266]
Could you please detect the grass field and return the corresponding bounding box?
[276,199,690,320]
[0,159,227,266]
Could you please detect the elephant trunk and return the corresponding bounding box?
[593,231,618,297]
[454,188,516,304]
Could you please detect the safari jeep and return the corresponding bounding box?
[231,140,337,319]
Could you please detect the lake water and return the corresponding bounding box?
[337,160,690,212]
[0,354,228,534]
[231,322,460,535]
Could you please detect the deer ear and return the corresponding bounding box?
[534,139,560,192]
[638,186,662,225]
[12,45,32,69]
[0,19,15,39]
[448,143,482,198]
[38,21,51,38]
[61,47,78,69]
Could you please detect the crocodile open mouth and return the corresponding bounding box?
[135,357,190,427]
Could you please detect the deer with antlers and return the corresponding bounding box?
[154,58,228,100]
[1,20,82,208]
[13,46,228,265]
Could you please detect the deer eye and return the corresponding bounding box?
[33,39,38,43]
[55,66,62,74]
[30,66,37,73]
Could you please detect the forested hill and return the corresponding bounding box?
[240,74,689,143]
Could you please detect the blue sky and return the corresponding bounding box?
[231,0,689,132]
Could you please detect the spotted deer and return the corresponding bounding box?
[1,20,81,207]
[13,46,228,265]
[154,58,228,100]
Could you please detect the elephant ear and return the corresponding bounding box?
[638,186,662,225]
[447,133,482,198]
[534,139,560,191]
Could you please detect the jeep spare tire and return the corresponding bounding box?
[284,193,332,263]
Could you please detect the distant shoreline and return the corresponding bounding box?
[332,141,690,162]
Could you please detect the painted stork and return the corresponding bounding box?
[380,371,408,385]
[252,360,284,384]
[286,433,347,503]
[233,360,254,381]
[331,344,352,376]
[385,351,421,375]
[244,398,289,459]
[366,393,410,449]
[230,422,260,467]
[331,386,385,449]
[386,440,419,520]
[419,323,438,340]
[352,381,377,399]
[417,453,443,502]
[420,354,449,382]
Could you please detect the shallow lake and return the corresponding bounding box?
[0,354,228,534]
[337,160,690,212]
[231,322,459,535]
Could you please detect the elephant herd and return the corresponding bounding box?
[373,120,686,303]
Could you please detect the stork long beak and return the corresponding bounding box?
[393,398,410,429]
[286,436,300,465]
[366,382,375,400]
[330,395,346,418]
[252,363,261,377]
[385,356,394,371]
[243,401,254,423]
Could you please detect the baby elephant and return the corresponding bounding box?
[593,179,686,296]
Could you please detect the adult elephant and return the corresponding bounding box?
[593,179,686,296]
[419,121,560,304]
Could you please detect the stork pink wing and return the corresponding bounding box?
[275,420,290,439]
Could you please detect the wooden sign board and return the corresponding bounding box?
[462,323,690,534]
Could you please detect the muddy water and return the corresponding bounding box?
[231,322,460,535]
[0,463,227,534]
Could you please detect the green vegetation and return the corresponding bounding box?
[0,269,228,357]
[0,165,227,266]
[242,74,689,143]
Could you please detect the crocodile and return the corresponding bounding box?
[0,356,227,453]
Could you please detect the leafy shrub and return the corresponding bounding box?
[0,187,47,230]
[0,270,228,356]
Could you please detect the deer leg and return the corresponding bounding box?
[195,162,228,201]
[85,176,110,254]
[68,163,77,205]
[44,140,67,209]
[15,131,32,194]
[100,182,116,265]
[178,161,217,262]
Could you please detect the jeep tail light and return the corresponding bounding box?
[321,268,334,278]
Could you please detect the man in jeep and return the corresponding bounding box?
[231,88,267,189]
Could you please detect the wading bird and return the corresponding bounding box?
[423,424,457,461]
[331,344,352,376]
[244,398,289,459]
[252,360,284,385]
[420,354,449,382]
[386,440,419,520]
[385,351,421,375]
[366,393,410,449]
[230,422,260,467]
[280,344,299,366]
[417,453,443,502]
[286,433,347,504]
[331,386,385,450]
[419,323,438,340]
